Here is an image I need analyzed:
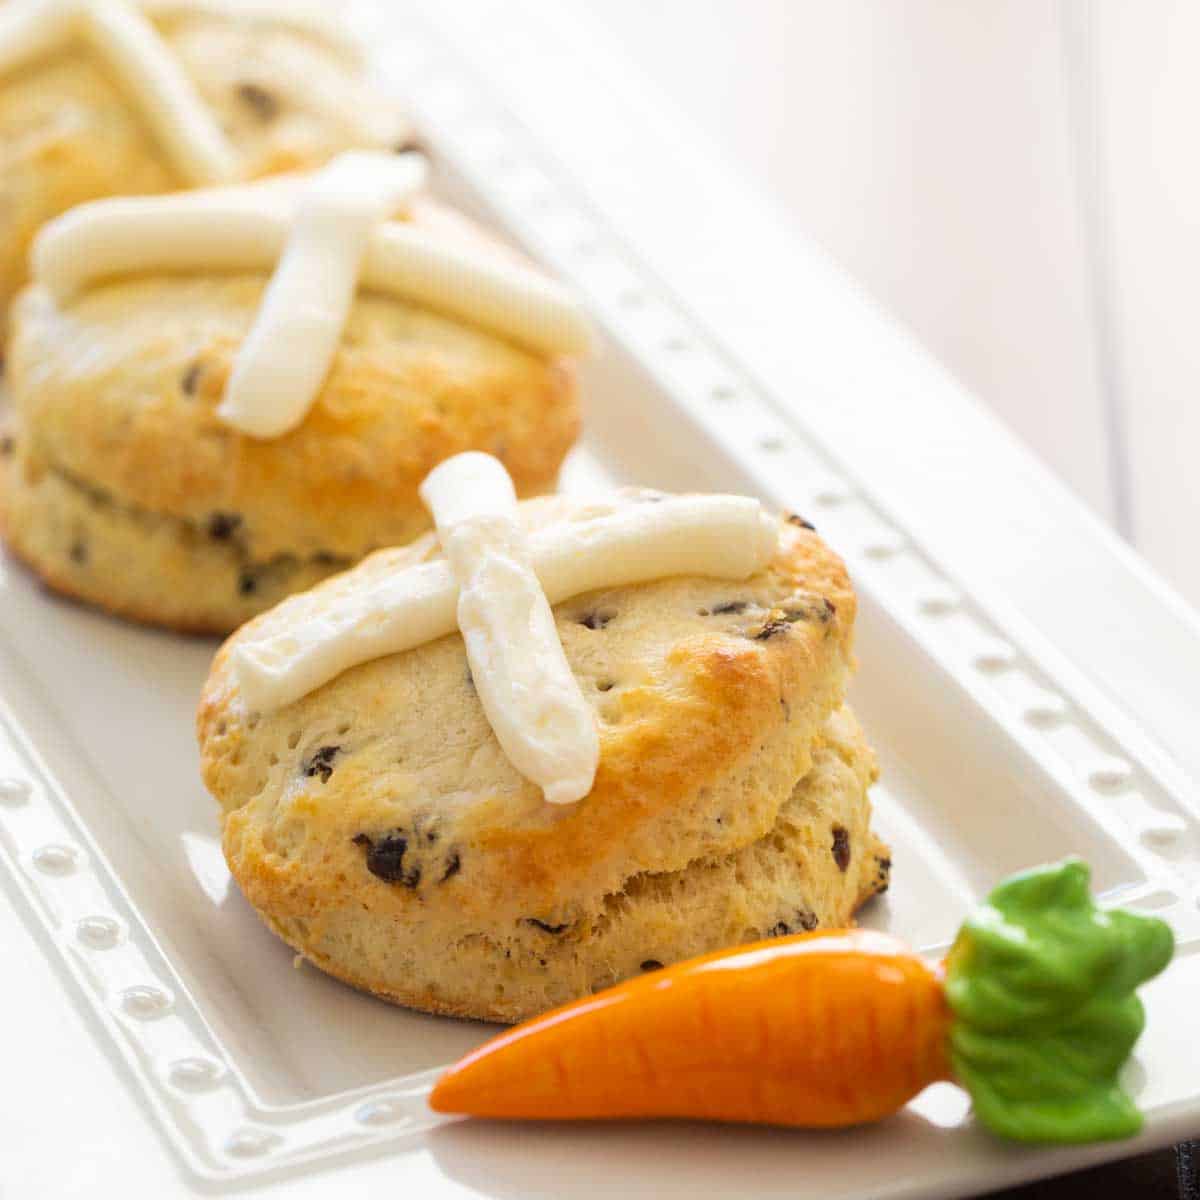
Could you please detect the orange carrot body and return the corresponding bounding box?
[430,928,953,1127]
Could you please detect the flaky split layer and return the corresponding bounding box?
[0,448,355,633]
[199,503,891,1022]
[259,706,888,1023]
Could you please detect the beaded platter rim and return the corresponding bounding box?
[1,2,1198,1187]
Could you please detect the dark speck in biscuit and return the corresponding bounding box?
[304,745,339,783]
[785,601,836,624]
[786,514,816,531]
[69,539,88,565]
[832,824,851,872]
[524,918,571,935]
[770,907,819,937]
[237,569,258,596]
[236,82,280,122]
[354,832,421,887]
[207,511,243,540]
[872,854,892,895]
[712,600,749,615]
[757,602,836,640]
[394,136,426,155]
[0,434,15,457]
[640,959,664,972]
[354,827,461,888]
[754,616,791,641]
[180,361,204,396]
[578,608,616,631]
[596,678,616,693]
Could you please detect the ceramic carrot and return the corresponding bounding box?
[430,860,1174,1142]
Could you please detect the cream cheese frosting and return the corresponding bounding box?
[231,454,781,803]
[420,453,600,806]
[137,0,363,60]
[217,152,427,438]
[232,488,778,712]
[31,151,594,438]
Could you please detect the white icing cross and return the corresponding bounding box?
[232,453,782,805]
[0,0,237,184]
[420,453,600,806]
[33,151,595,439]
[136,0,362,61]
[218,152,427,437]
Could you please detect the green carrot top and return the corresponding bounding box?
[944,858,1175,1142]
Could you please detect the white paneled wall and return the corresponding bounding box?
[563,0,1198,605]
[1091,1,1200,601]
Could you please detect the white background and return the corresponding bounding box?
[571,0,1199,606]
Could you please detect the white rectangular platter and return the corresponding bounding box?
[2,5,1199,1199]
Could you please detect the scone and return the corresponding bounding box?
[198,470,890,1024]
[0,0,408,321]
[0,155,588,632]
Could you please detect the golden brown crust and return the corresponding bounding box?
[0,9,407,318]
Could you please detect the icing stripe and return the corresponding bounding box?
[32,186,292,300]
[218,152,427,438]
[76,0,236,183]
[231,493,780,713]
[362,222,595,366]
[137,0,363,61]
[0,0,361,73]
[420,454,599,806]
[0,1,75,76]
[32,154,594,371]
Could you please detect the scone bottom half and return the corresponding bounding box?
[0,254,581,634]
[199,503,891,1023]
